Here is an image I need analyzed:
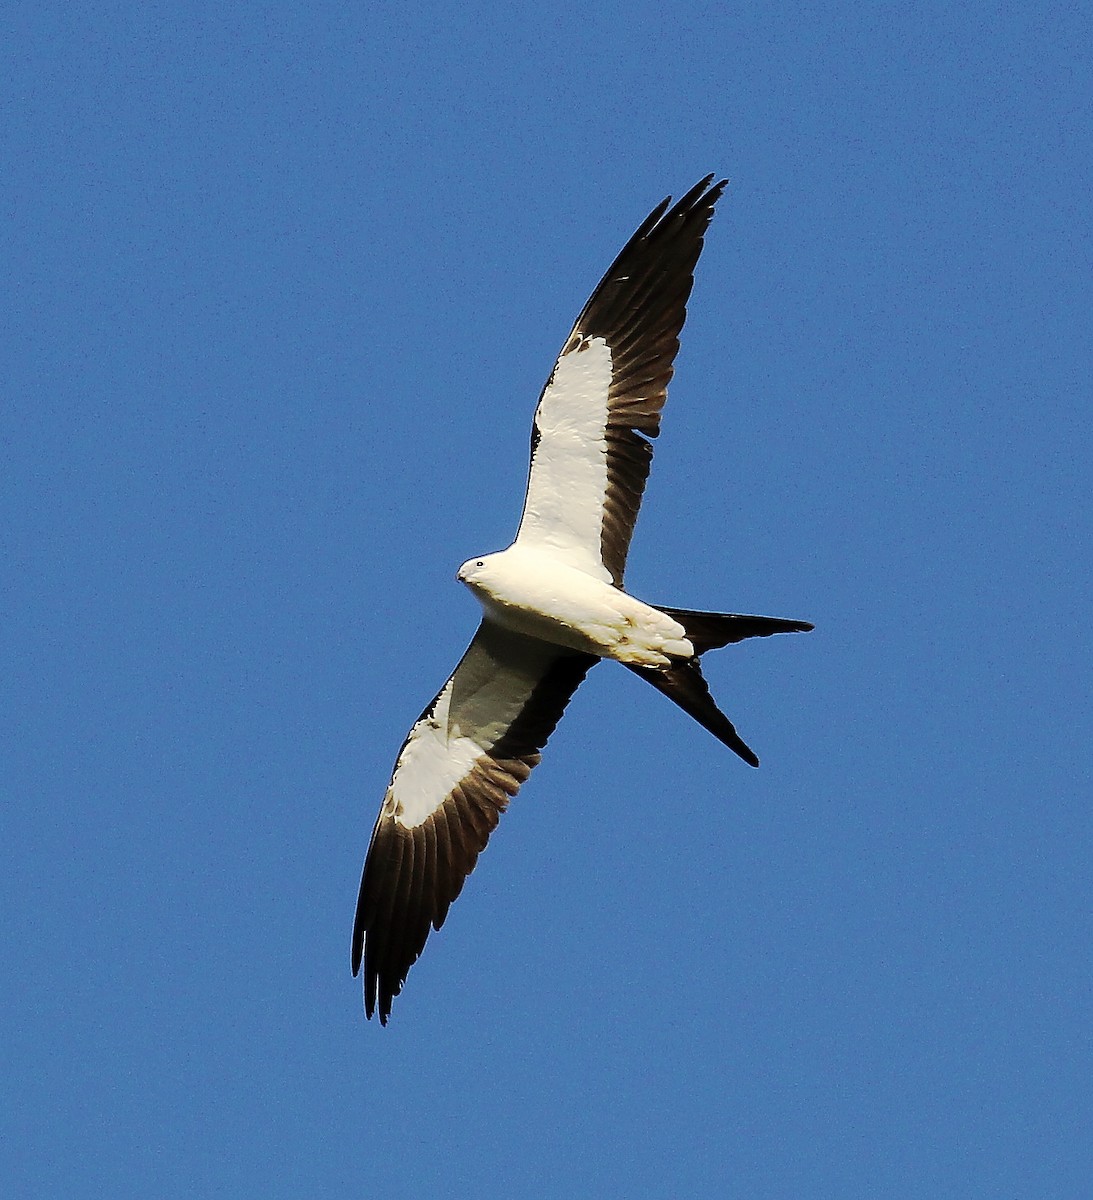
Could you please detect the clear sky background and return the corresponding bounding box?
[4,4,1090,1197]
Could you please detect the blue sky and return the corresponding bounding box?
[4,3,1090,1196]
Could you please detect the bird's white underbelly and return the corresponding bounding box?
[462,546,693,666]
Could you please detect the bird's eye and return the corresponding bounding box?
[476,560,484,567]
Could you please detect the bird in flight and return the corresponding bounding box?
[352,176,812,1023]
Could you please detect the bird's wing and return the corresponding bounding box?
[352,621,596,1023]
[514,175,727,586]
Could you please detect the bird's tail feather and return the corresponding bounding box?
[625,607,813,766]
[656,606,814,654]
[624,657,760,766]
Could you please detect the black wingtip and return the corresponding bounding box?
[351,927,363,979]
[650,174,724,224]
[350,868,368,977]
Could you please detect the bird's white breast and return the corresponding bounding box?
[460,546,693,666]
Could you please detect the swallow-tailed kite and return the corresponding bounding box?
[352,176,812,1023]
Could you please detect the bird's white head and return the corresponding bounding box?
[456,555,491,587]
[457,551,523,611]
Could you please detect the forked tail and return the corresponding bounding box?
[625,607,813,766]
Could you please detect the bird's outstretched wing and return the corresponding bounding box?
[352,621,595,1023]
[514,175,727,586]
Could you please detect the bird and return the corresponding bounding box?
[352,175,813,1023]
